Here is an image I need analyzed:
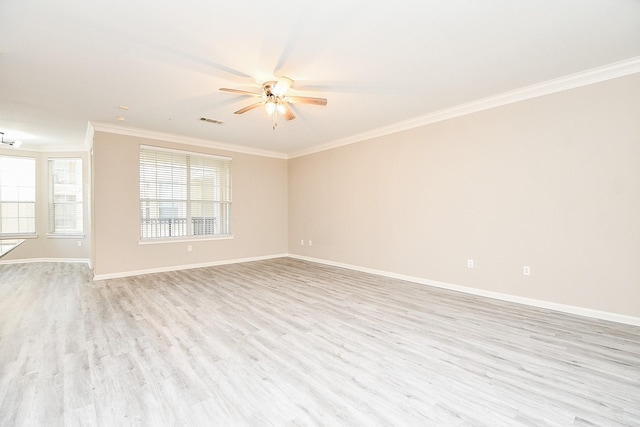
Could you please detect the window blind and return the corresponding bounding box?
[139,146,231,239]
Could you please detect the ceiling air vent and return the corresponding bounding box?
[199,117,224,125]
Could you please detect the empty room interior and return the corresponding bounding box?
[1,1,639,425]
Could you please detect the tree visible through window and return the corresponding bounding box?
[49,158,83,234]
[139,146,231,240]
[0,155,36,236]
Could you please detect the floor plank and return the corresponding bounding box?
[0,258,639,426]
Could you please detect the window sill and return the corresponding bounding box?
[46,233,85,239]
[138,234,234,245]
[0,234,38,240]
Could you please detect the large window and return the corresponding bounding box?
[49,158,83,235]
[0,155,36,236]
[139,146,231,240]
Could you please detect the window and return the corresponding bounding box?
[0,155,36,236]
[49,158,83,235]
[139,146,231,240]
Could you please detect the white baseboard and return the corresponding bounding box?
[92,253,288,281]
[7,253,637,327]
[288,254,640,327]
[0,257,90,265]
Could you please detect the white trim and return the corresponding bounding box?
[46,234,86,239]
[90,122,288,159]
[140,144,232,161]
[35,145,89,153]
[0,258,90,265]
[0,234,38,239]
[92,253,287,281]
[138,235,234,245]
[0,144,89,153]
[288,254,640,327]
[84,121,94,151]
[289,56,640,158]
[6,253,638,326]
[9,57,640,156]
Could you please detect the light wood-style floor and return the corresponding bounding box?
[1,258,639,426]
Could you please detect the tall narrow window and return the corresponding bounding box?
[49,158,83,234]
[0,155,36,236]
[139,146,231,240]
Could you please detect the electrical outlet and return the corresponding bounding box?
[309,240,313,246]
[300,240,305,246]
[77,241,82,247]
[523,265,531,276]
[467,259,474,268]
[187,245,192,252]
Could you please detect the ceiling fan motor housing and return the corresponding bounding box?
[263,81,277,96]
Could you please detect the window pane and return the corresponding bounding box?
[140,146,231,239]
[18,202,34,217]
[1,203,18,217]
[18,186,35,201]
[141,200,188,238]
[1,187,18,201]
[19,218,34,233]
[0,156,36,235]
[49,158,83,234]
[2,218,17,232]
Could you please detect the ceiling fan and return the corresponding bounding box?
[219,76,327,128]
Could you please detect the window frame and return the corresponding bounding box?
[0,154,37,238]
[139,145,232,243]
[48,157,84,237]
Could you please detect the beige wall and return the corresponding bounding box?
[0,147,91,262]
[4,74,639,318]
[91,132,288,277]
[289,73,640,317]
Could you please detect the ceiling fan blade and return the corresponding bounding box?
[272,76,294,96]
[234,102,264,114]
[280,102,295,121]
[220,88,263,97]
[285,96,328,106]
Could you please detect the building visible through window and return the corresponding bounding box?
[139,146,231,240]
[49,158,83,234]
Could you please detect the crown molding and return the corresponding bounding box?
[289,56,640,159]
[34,145,89,153]
[90,122,288,159]
[0,144,88,153]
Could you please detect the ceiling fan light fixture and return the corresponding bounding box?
[219,75,326,129]
[0,131,22,147]
[272,77,293,96]
[265,100,276,116]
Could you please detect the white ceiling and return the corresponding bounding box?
[1,0,639,156]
